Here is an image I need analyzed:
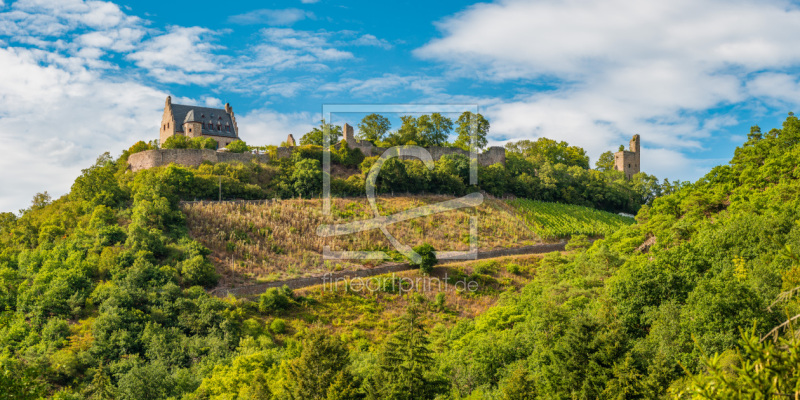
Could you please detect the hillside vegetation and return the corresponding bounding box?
[2,115,799,399]
[181,196,632,285]
[509,198,635,239]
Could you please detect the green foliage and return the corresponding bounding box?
[454,111,490,151]
[675,329,800,399]
[510,199,635,239]
[367,306,446,399]
[258,286,294,314]
[162,134,193,149]
[225,139,249,153]
[301,119,343,146]
[178,255,219,288]
[291,158,322,198]
[357,113,391,144]
[410,243,437,275]
[506,137,590,169]
[595,150,615,171]
[270,318,286,334]
[284,326,353,400]
[0,354,45,400]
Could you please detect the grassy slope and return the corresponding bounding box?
[238,253,547,344]
[182,196,633,285]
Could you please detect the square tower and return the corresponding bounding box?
[614,134,641,179]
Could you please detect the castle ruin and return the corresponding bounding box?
[614,134,640,178]
[276,123,506,167]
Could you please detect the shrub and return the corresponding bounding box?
[179,256,219,288]
[473,260,498,275]
[258,286,294,313]
[434,292,447,311]
[162,135,192,149]
[270,318,286,334]
[226,140,249,153]
[566,234,592,251]
[505,262,523,275]
[410,243,437,275]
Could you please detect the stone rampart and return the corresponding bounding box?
[127,149,270,172]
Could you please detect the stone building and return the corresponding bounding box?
[159,96,239,149]
[614,134,640,178]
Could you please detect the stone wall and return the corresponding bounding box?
[127,149,270,172]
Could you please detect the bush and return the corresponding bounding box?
[434,292,447,311]
[258,286,294,313]
[270,318,286,334]
[410,243,437,275]
[226,140,249,153]
[566,234,592,251]
[162,135,192,149]
[505,263,523,275]
[473,260,498,275]
[179,255,219,288]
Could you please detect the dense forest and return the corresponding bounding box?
[1,114,799,399]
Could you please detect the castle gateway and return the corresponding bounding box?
[159,96,240,149]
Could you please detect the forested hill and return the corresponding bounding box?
[438,114,800,398]
[0,114,797,399]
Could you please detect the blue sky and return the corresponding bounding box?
[2,0,800,212]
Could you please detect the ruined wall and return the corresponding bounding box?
[127,149,270,172]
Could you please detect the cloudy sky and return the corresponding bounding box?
[2,0,800,212]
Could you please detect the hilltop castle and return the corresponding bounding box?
[159,96,240,149]
[614,134,640,178]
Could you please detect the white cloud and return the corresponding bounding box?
[248,28,353,70]
[0,46,167,212]
[127,26,225,84]
[350,34,392,49]
[319,74,443,97]
[228,8,314,26]
[300,0,319,3]
[416,0,800,180]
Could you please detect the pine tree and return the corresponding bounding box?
[367,306,446,400]
[284,326,353,400]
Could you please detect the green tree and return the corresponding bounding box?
[284,326,353,400]
[595,151,615,171]
[291,158,322,197]
[226,140,249,153]
[191,137,218,150]
[505,138,590,169]
[301,120,343,146]
[410,243,437,275]
[162,134,193,149]
[387,116,420,145]
[0,355,45,400]
[453,111,489,151]
[358,113,391,144]
[417,113,453,146]
[368,306,446,400]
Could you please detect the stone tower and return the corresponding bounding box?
[343,123,356,147]
[614,134,640,179]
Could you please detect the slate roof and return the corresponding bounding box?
[171,103,237,139]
